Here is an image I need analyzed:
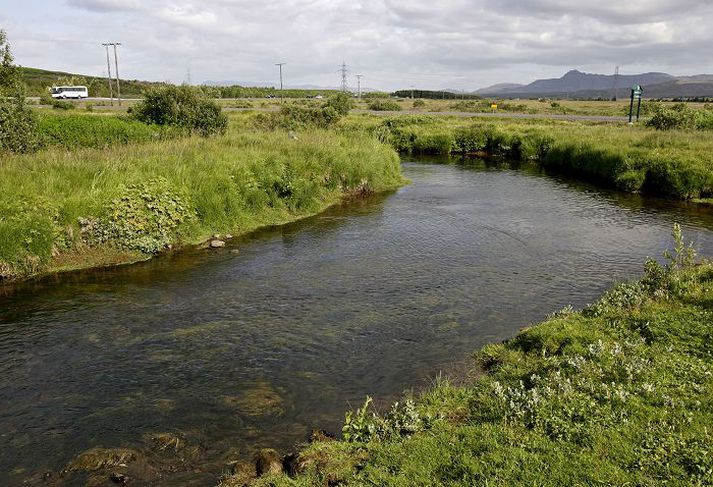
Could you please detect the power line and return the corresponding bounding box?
[339,62,348,92]
[101,43,114,105]
[355,74,363,98]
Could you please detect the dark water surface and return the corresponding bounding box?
[3,159,713,485]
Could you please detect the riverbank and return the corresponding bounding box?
[223,232,713,486]
[0,121,404,283]
[337,114,713,200]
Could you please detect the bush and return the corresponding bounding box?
[324,92,354,116]
[368,100,402,111]
[256,104,342,130]
[646,103,696,130]
[0,95,39,153]
[132,85,228,136]
[413,99,426,108]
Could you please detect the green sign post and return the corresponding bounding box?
[629,85,643,123]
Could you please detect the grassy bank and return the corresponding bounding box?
[338,114,713,200]
[0,115,404,282]
[224,234,713,486]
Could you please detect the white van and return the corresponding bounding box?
[50,86,89,99]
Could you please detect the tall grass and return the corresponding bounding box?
[0,119,403,281]
[342,115,713,200]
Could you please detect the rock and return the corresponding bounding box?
[282,453,299,476]
[110,472,130,485]
[225,234,234,240]
[254,448,283,476]
[210,239,225,248]
[309,429,336,443]
[212,234,221,239]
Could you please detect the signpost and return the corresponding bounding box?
[629,85,643,123]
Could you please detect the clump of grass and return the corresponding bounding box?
[242,229,713,486]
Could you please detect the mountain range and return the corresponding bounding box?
[476,70,713,99]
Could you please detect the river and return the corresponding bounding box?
[2,158,713,485]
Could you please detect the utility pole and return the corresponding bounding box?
[109,43,122,106]
[355,74,363,99]
[275,63,286,97]
[611,65,619,101]
[102,43,114,105]
[410,85,414,99]
[339,62,348,92]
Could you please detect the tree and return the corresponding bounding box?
[0,29,20,92]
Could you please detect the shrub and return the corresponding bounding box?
[324,92,354,116]
[0,94,39,153]
[368,100,402,111]
[413,99,426,108]
[132,85,228,136]
[646,103,696,130]
[50,99,75,110]
[256,104,341,130]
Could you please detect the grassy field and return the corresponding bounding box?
[221,234,713,486]
[0,111,404,282]
[334,114,713,200]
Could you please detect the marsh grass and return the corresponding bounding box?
[341,115,713,200]
[0,114,403,281]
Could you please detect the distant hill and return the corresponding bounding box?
[477,70,713,99]
[19,67,165,97]
[475,83,524,95]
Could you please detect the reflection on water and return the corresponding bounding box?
[2,157,713,485]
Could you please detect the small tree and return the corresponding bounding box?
[132,85,228,136]
[0,29,39,153]
[0,29,20,92]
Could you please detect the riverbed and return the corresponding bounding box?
[2,158,713,485]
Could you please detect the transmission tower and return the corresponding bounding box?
[339,62,348,92]
[611,65,620,101]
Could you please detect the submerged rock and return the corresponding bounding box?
[144,432,185,452]
[221,383,284,417]
[210,239,226,248]
[254,449,283,476]
[65,447,139,472]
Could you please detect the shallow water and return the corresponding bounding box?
[2,158,713,485]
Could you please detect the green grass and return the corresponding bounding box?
[226,247,713,486]
[36,111,179,149]
[338,114,713,200]
[0,113,404,281]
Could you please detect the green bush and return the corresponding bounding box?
[0,95,39,153]
[132,85,228,136]
[368,100,402,111]
[413,99,426,108]
[256,104,342,130]
[646,103,696,130]
[324,92,354,116]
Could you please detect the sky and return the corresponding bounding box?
[1,0,712,91]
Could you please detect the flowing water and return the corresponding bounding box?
[2,158,713,485]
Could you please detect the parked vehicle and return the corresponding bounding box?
[50,86,89,99]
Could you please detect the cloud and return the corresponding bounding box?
[6,0,713,90]
[67,0,143,13]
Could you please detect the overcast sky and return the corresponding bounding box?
[1,0,711,90]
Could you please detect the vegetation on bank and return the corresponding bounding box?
[221,227,713,486]
[0,115,403,281]
[338,114,713,200]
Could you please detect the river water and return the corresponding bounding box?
[2,158,713,485]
